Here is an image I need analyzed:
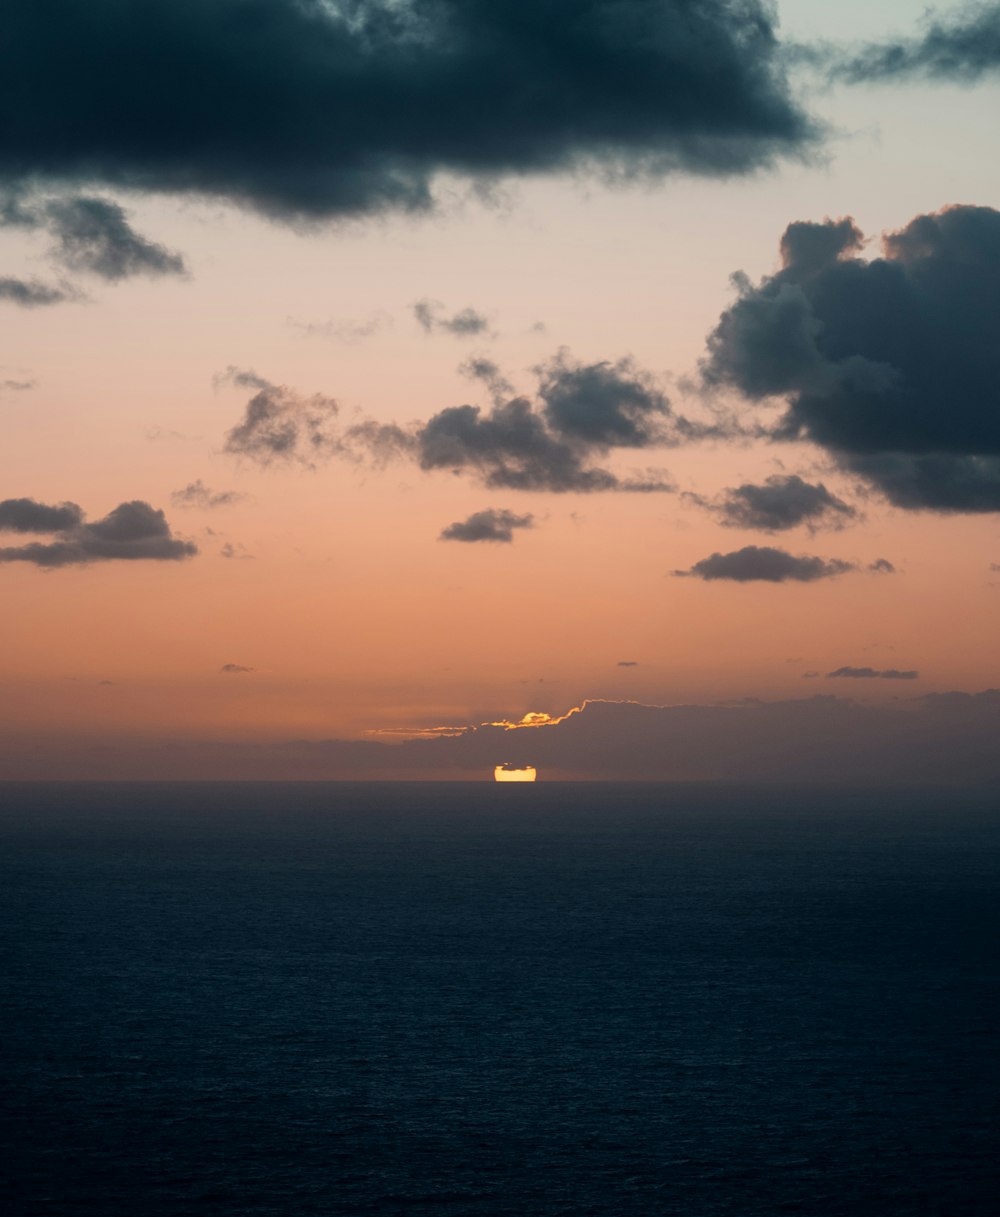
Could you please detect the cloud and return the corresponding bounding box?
[674,545,855,583]
[413,300,491,337]
[289,312,391,343]
[220,542,254,560]
[0,0,814,222]
[869,557,896,574]
[702,205,1000,512]
[0,497,84,532]
[686,473,857,532]
[171,480,245,510]
[617,661,639,667]
[223,351,695,492]
[0,277,76,308]
[0,500,197,567]
[827,666,919,680]
[220,369,340,467]
[835,3,1000,82]
[439,508,534,543]
[220,663,254,674]
[1,378,34,392]
[42,197,186,281]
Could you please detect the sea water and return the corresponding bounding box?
[1,781,998,1216]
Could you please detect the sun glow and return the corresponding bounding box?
[494,764,537,782]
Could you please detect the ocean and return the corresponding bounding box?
[1,781,998,1215]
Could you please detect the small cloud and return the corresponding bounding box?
[0,498,84,533]
[219,368,340,467]
[674,545,855,583]
[44,196,186,281]
[0,276,78,308]
[97,680,116,686]
[288,312,391,343]
[802,671,820,678]
[220,663,254,674]
[1,378,34,392]
[439,508,534,544]
[0,499,197,567]
[219,541,254,560]
[171,480,245,510]
[617,661,639,667]
[684,474,858,533]
[826,666,919,680]
[869,557,896,574]
[413,299,492,338]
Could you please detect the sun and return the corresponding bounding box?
[494,764,537,782]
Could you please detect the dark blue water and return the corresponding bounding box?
[1,782,998,1216]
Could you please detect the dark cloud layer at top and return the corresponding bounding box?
[0,0,813,220]
[836,3,1000,82]
[687,473,857,532]
[702,205,1000,512]
[675,545,855,583]
[0,500,196,567]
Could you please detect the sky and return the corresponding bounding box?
[1,0,999,780]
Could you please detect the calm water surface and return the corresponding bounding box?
[1,782,998,1215]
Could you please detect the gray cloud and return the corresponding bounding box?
[0,1,814,222]
[0,276,76,307]
[221,370,340,467]
[869,557,896,574]
[674,545,855,583]
[0,497,84,532]
[617,660,639,667]
[289,312,391,343]
[439,508,534,543]
[1,378,34,392]
[686,473,857,532]
[0,500,197,567]
[827,666,919,680]
[702,205,1000,512]
[414,300,491,338]
[835,3,1000,82]
[220,663,254,674]
[171,480,245,510]
[42,196,186,281]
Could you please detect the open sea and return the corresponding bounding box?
[1,781,998,1216]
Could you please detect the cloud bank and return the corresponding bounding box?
[703,205,1000,512]
[0,0,814,222]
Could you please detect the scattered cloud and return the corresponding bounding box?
[1,377,34,392]
[0,277,77,308]
[220,663,254,674]
[0,497,84,533]
[220,368,340,467]
[674,545,856,583]
[0,1,815,221]
[414,300,491,338]
[869,557,896,574]
[171,480,245,510]
[42,197,186,281]
[827,666,919,680]
[617,660,639,667]
[685,473,857,532]
[219,541,254,560]
[288,312,392,343]
[439,508,534,543]
[0,500,197,567]
[702,205,1000,512]
[834,3,1000,83]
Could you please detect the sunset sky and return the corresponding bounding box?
[2,0,999,778]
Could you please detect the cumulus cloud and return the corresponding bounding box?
[439,508,534,543]
[674,545,855,583]
[686,473,857,532]
[0,500,197,567]
[0,0,814,222]
[220,663,254,674]
[413,300,491,338]
[171,480,245,510]
[220,369,340,467]
[0,277,76,308]
[0,497,84,533]
[827,666,919,680]
[222,351,697,492]
[702,205,1000,512]
[835,3,1000,82]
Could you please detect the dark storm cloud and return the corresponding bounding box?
[414,300,491,338]
[439,508,534,543]
[221,370,340,467]
[674,545,855,583]
[827,666,919,680]
[0,497,83,533]
[702,205,1000,512]
[0,277,76,307]
[220,663,254,674]
[686,473,857,532]
[836,3,1000,82]
[0,500,197,567]
[171,480,245,510]
[0,0,814,221]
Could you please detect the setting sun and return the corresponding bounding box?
[494,764,537,782]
